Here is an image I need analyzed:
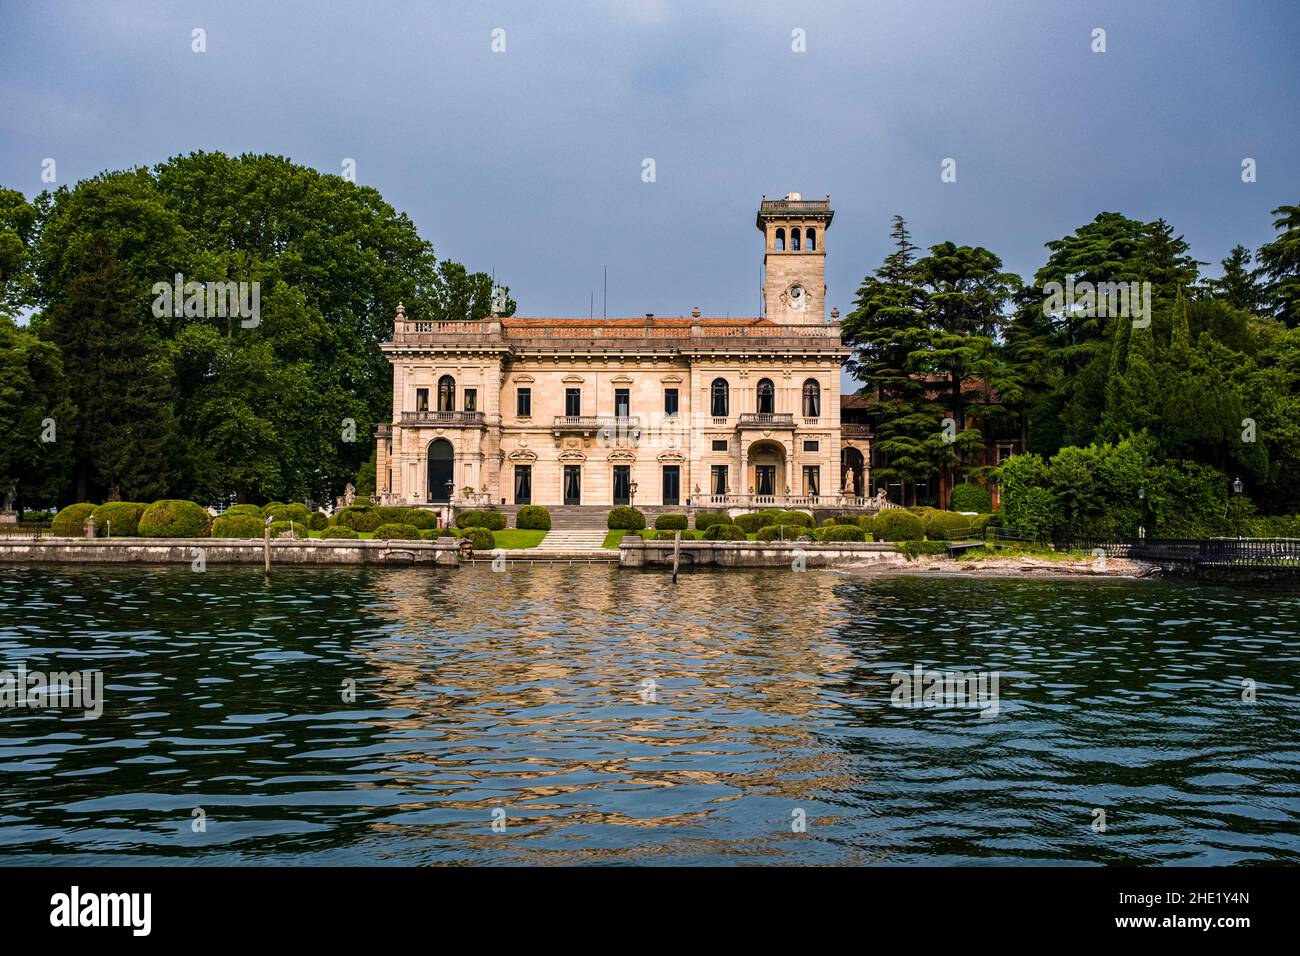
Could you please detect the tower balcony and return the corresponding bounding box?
[400,410,486,427]
[552,415,641,437]
[737,412,796,430]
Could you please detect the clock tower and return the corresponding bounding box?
[757,192,833,325]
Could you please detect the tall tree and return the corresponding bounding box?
[1257,204,1300,326]
[1207,245,1266,313]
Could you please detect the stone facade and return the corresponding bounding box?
[376,194,871,512]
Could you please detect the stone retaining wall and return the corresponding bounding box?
[0,537,460,567]
[619,538,907,569]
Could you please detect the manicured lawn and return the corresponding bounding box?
[603,530,628,549]
[491,529,546,549]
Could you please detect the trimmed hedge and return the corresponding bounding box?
[320,526,359,539]
[896,540,950,559]
[455,509,507,531]
[306,512,329,531]
[950,482,993,513]
[654,513,688,531]
[872,510,925,542]
[212,513,264,538]
[643,528,701,541]
[703,523,746,541]
[516,505,551,530]
[332,505,383,533]
[607,506,645,530]
[384,507,436,529]
[819,524,866,542]
[776,510,814,528]
[139,500,212,538]
[268,520,306,540]
[457,526,496,550]
[732,513,767,534]
[694,512,731,530]
[223,503,262,517]
[265,502,311,525]
[91,501,148,536]
[857,514,876,534]
[51,503,96,536]
[756,524,813,542]
[261,501,287,516]
[372,522,420,540]
[924,510,973,541]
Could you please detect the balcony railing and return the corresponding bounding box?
[400,410,486,426]
[842,423,871,439]
[736,412,796,429]
[552,415,641,432]
[691,492,896,511]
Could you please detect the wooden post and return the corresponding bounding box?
[672,530,681,583]
[263,515,272,573]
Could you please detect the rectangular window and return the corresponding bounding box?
[565,388,581,417]
[663,388,679,417]
[803,466,821,497]
[711,465,728,496]
[612,465,630,506]
[516,388,531,417]
[564,465,581,505]
[711,439,728,452]
[614,388,630,419]
[514,465,532,505]
[662,465,680,506]
[803,440,819,452]
[416,388,429,412]
[464,388,477,413]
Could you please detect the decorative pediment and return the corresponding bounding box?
[508,449,538,462]
[512,374,535,383]
[558,449,587,463]
[657,451,686,463]
[660,374,683,384]
[610,374,634,384]
[562,374,585,384]
[607,450,637,463]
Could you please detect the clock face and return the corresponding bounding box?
[788,284,805,309]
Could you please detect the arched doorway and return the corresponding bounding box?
[841,446,865,498]
[747,439,786,501]
[427,439,453,502]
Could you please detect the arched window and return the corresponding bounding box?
[806,228,816,251]
[802,379,821,417]
[711,378,729,418]
[790,228,801,251]
[437,375,456,412]
[756,378,775,415]
[774,228,785,251]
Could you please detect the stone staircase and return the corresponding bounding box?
[533,528,609,551]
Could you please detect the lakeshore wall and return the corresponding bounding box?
[618,538,909,569]
[0,537,460,567]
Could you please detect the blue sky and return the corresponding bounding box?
[2,0,1297,330]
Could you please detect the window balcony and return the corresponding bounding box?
[552,414,640,432]
[400,410,486,426]
[736,412,796,429]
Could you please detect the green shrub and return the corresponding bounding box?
[260,501,287,516]
[268,520,305,540]
[694,512,731,530]
[1248,515,1300,537]
[333,505,383,533]
[320,526,359,539]
[820,524,866,542]
[732,513,767,534]
[306,512,329,531]
[872,509,925,542]
[455,509,507,531]
[436,526,460,538]
[607,506,645,530]
[51,503,96,536]
[756,524,813,542]
[139,500,212,537]
[457,526,495,550]
[646,528,700,540]
[950,482,993,513]
[264,502,311,525]
[212,513,264,538]
[516,505,551,530]
[776,510,814,528]
[376,507,436,529]
[654,513,688,531]
[224,504,262,517]
[857,514,876,534]
[419,528,439,540]
[704,523,746,541]
[923,510,973,541]
[372,522,420,539]
[91,501,148,536]
[896,540,951,559]
[351,496,372,507]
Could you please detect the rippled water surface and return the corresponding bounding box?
[1,564,1297,865]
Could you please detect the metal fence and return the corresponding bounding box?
[1054,537,1300,568]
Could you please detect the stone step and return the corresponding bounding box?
[535,530,609,551]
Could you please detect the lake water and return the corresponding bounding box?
[0,564,1297,866]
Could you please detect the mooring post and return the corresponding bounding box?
[263,514,272,573]
[672,530,681,583]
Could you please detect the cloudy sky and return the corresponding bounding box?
[2,0,1297,331]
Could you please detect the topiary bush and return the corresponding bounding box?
[436,526,460,538]
[820,524,866,542]
[268,520,305,540]
[516,505,551,530]
[212,513,264,538]
[694,512,731,530]
[306,512,329,531]
[857,514,876,534]
[924,510,973,541]
[950,482,993,513]
[607,506,645,530]
[732,513,767,534]
[375,507,436,529]
[872,509,925,542]
[91,501,148,536]
[264,502,311,525]
[224,503,262,517]
[320,526,359,539]
[457,526,495,550]
[260,501,286,516]
[756,524,813,542]
[455,509,506,531]
[372,522,420,539]
[896,540,950,559]
[333,505,383,533]
[654,513,688,531]
[51,503,96,536]
[139,500,212,538]
[776,510,814,528]
[704,523,746,541]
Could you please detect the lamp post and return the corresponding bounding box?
[629,480,638,508]
[1232,477,1244,539]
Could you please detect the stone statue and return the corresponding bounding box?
[343,483,356,506]
[843,470,856,496]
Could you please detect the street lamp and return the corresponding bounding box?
[1137,486,1146,539]
[1232,477,1244,539]
[629,481,638,507]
